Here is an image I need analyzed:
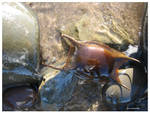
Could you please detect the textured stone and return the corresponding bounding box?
[39,69,79,110]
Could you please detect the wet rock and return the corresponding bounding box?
[62,80,109,111]
[126,93,147,111]
[39,68,79,110]
[39,66,108,111]
[2,2,41,87]
[61,15,131,51]
[3,85,38,111]
[138,4,148,72]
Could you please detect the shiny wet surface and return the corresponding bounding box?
[3,86,38,111]
[2,2,147,111]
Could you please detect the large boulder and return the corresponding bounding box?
[2,2,41,88]
[2,2,41,111]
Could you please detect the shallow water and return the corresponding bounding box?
[3,2,147,111]
[25,2,147,111]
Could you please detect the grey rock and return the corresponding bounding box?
[2,2,41,87]
[61,13,139,51]
[39,69,79,110]
[138,4,148,72]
